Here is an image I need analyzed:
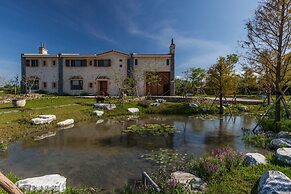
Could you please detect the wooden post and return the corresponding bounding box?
[0,172,23,194]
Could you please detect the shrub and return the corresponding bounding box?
[261,118,291,132]
[189,147,244,182]
[242,134,272,149]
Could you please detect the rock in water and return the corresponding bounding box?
[276,148,291,165]
[57,119,74,127]
[271,138,291,148]
[258,171,291,194]
[15,174,66,192]
[128,108,139,113]
[245,153,267,166]
[169,171,207,192]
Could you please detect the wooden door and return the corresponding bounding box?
[99,81,108,96]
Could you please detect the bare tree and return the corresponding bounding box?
[243,0,291,121]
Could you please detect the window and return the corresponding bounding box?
[43,60,46,66]
[120,64,122,68]
[70,80,83,90]
[166,59,170,65]
[52,82,57,88]
[89,82,93,88]
[135,59,138,65]
[96,59,111,67]
[66,60,70,67]
[52,60,56,66]
[43,82,47,88]
[31,60,39,67]
[89,61,92,66]
[119,59,123,62]
[71,60,87,67]
[25,60,30,67]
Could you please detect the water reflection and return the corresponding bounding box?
[0,115,259,191]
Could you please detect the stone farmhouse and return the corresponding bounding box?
[21,40,175,96]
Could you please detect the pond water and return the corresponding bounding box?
[0,115,260,192]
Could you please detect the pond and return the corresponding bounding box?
[0,115,260,192]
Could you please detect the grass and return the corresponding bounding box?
[206,163,291,194]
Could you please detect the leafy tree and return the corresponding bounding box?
[238,66,258,94]
[174,78,192,96]
[243,0,291,121]
[206,54,239,114]
[9,75,19,95]
[183,67,207,95]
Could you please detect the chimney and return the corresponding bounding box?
[169,38,175,55]
[38,42,48,54]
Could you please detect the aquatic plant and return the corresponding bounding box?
[123,124,176,135]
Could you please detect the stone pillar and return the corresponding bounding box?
[169,39,176,96]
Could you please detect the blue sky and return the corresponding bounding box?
[0,0,258,81]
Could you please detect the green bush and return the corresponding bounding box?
[261,118,291,132]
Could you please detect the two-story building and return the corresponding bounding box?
[21,40,175,96]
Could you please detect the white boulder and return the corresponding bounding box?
[34,132,56,141]
[94,103,116,110]
[258,171,291,194]
[39,115,56,120]
[15,174,66,193]
[271,138,291,148]
[93,110,104,116]
[96,119,104,124]
[155,99,166,103]
[31,118,54,125]
[189,103,199,108]
[276,148,291,165]
[277,131,291,139]
[57,119,74,127]
[128,108,139,113]
[245,153,267,166]
[169,171,207,192]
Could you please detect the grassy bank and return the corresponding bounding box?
[123,148,291,194]
[0,96,263,145]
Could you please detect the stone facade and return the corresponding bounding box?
[21,41,175,96]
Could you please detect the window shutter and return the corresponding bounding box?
[94,60,97,66]
[108,59,111,66]
[66,60,70,67]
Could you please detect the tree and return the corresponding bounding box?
[238,66,258,95]
[9,75,19,95]
[183,67,207,95]
[174,78,192,96]
[243,0,291,121]
[146,71,161,96]
[206,54,239,114]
